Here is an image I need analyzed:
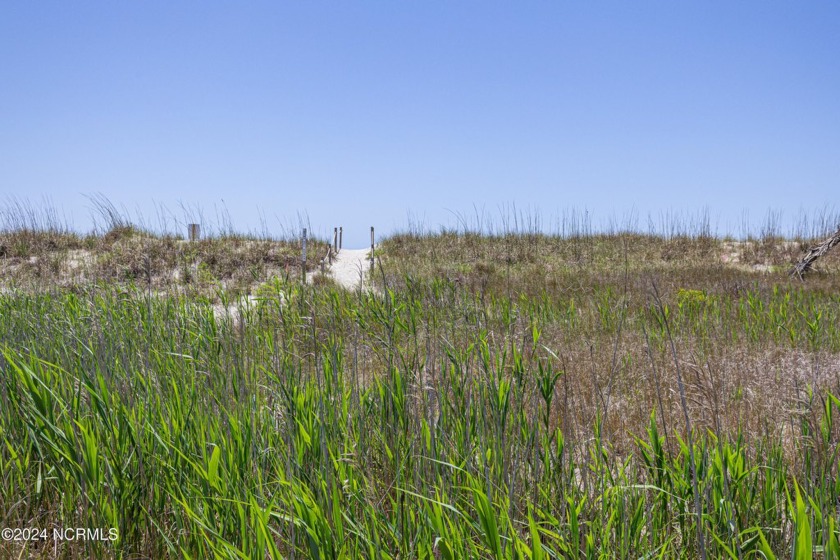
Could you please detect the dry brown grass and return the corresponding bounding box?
[371,230,840,456]
[0,227,327,299]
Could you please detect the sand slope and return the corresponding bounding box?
[328,247,371,290]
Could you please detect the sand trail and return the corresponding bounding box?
[327,247,372,290]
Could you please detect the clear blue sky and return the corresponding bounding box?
[2,2,838,246]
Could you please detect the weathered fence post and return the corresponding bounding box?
[333,227,338,254]
[188,223,200,241]
[339,227,343,251]
[301,228,307,283]
[370,226,375,270]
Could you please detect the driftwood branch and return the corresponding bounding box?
[790,228,840,279]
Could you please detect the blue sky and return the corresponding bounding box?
[1,2,838,246]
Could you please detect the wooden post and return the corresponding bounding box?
[370,226,375,270]
[339,227,343,251]
[301,228,307,283]
[333,227,338,254]
[188,223,200,241]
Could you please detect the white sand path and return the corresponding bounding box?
[327,247,373,290]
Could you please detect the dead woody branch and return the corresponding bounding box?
[790,227,840,279]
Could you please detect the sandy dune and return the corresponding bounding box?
[328,247,372,290]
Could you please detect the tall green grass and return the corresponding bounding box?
[2,263,840,557]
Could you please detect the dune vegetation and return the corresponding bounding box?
[3,206,840,558]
